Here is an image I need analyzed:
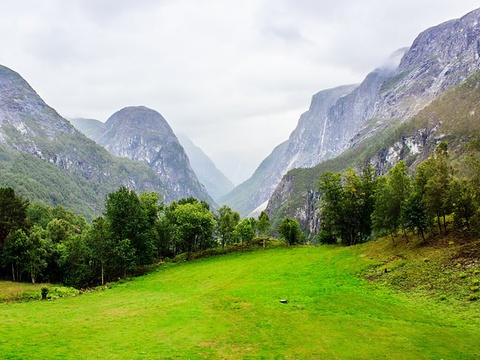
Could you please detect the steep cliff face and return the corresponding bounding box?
[177,134,234,201]
[93,106,214,204]
[353,8,480,145]
[265,8,480,234]
[0,65,168,218]
[220,84,356,216]
[266,125,441,235]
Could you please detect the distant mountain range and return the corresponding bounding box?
[69,118,103,138]
[0,65,167,218]
[71,117,233,202]
[220,7,480,219]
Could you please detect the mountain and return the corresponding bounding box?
[92,106,214,204]
[0,65,169,219]
[265,8,480,234]
[69,118,103,138]
[219,84,357,216]
[177,134,234,201]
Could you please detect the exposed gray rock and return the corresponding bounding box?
[93,106,214,204]
[0,64,169,218]
[265,7,480,234]
[219,84,356,216]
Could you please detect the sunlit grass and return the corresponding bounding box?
[1,246,479,359]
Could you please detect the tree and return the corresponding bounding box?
[423,144,454,234]
[171,202,216,253]
[318,167,377,246]
[86,216,111,285]
[278,217,302,246]
[104,187,157,266]
[216,205,240,247]
[257,211,270,236]
[372,161,411,244]
[23,226,49,284]
[112,238,136,278]
[256,211,271,248]
[234,218,256,244]
[2,229,29,282]
[403,192,428,241]
[450,177,476,232]
[46,218,76,244]
[318,171,344,244]
[57,233,92,287]
[0,187,28,250]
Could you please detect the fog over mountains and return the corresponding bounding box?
[220,7,480,217]
[0,7,479,222]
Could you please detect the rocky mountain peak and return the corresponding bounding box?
[93,106,214,204]
[0,65,74,141]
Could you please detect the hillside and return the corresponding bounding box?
[0,65,170,219]
[93,106,214,204]
[0,244,479,358]
[226,8,480,217]
[266,70,480,233]
[219,84,357,216]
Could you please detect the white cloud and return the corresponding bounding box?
[0,0,479,184]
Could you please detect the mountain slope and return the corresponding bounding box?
[263,7,480,231]
[267,69,480,234]
[92,106,214,204]
[177,134,234,201]
[219,84,357,216]
[0,65,168,219]
[69,118,103,138]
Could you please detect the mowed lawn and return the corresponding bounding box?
[1,247,479,359]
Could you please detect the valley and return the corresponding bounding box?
[1,4,480,359]
[1,242,479,359]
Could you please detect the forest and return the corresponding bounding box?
[2,138,480,290]
[318,140,480,246]
[0,185,303,288]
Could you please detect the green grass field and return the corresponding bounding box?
[1,245,479,359]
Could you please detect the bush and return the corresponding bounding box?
[318,230,337,245]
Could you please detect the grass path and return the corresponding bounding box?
[1,246,479,359]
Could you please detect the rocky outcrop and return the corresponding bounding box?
[266,8,480,235]
[93,106,214,204]
[177,134,234,201]
[219,84,356,216]
[0,65,169,218]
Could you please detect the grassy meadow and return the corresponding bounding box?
[1,243,479,359]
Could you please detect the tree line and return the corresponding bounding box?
[0,186,304,288]
[318,141,480,246]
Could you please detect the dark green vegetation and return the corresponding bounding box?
[0,187,276,288]
[0,243,479,358]
[318,140,480,247]
[0,65,169,221]
[268,70,480,232]
[0,139,166,221]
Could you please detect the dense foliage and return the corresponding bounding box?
[318,141,480,245]
[0,187,277,288]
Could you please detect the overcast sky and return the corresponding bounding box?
[0,1,479,184]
